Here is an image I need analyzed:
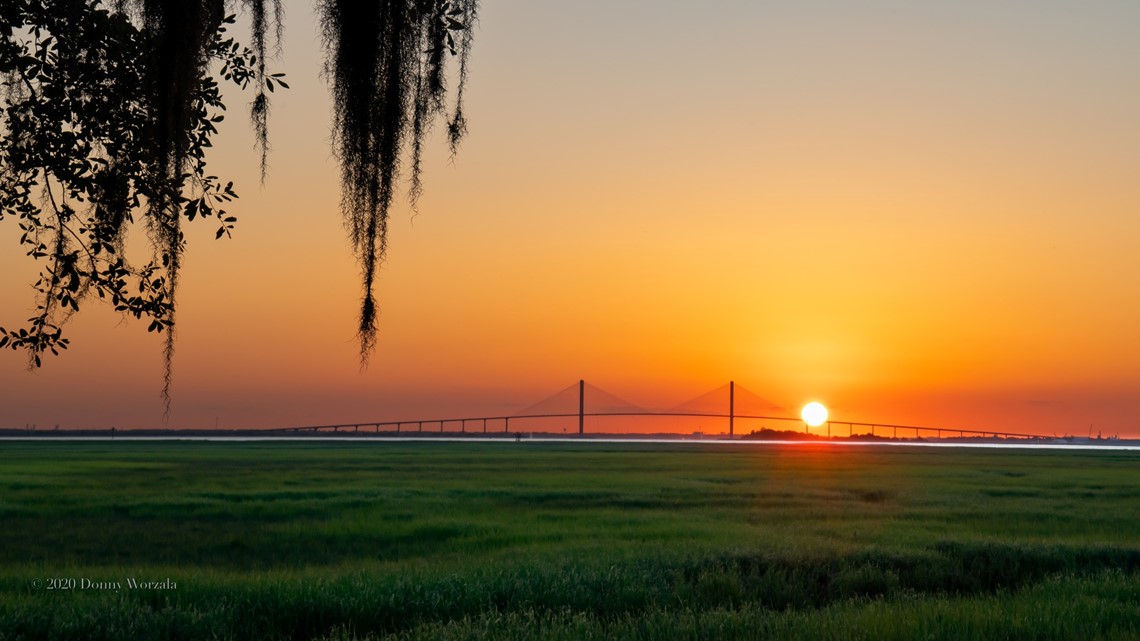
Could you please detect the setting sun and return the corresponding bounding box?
[801,402,828,428]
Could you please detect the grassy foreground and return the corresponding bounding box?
[1,441,1139,640]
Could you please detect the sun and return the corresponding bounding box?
[801,402,828,428]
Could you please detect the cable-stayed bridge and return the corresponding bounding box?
[270,380,1051,440]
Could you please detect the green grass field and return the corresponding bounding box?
[2,441,1139,640]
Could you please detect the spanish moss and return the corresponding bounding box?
[2,0,273,419]
[319,0,478,363]
[2,0,478,419]
[243,0,285,178]
[139,0,226,415]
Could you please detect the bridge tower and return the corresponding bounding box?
[729,380,735,436]
[578,379,585,435]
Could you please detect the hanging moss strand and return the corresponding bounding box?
[319,0,478,363]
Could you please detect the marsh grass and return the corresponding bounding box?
[1,442,1139,639]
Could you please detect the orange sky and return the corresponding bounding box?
[3,1,1140,436]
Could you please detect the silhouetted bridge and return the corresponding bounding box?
[268,380,1051,441]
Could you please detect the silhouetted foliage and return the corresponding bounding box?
[0,0,270,413]
[319,0,477,361]
[1,0,478,411]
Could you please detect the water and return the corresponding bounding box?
[2,436,1138,450]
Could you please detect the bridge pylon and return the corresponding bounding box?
[579,379,585,435]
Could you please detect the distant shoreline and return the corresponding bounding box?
[1,428,1137,447]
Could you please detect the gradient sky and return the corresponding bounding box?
[3,0,1140,436]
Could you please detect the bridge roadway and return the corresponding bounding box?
[268,412,1050,440]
